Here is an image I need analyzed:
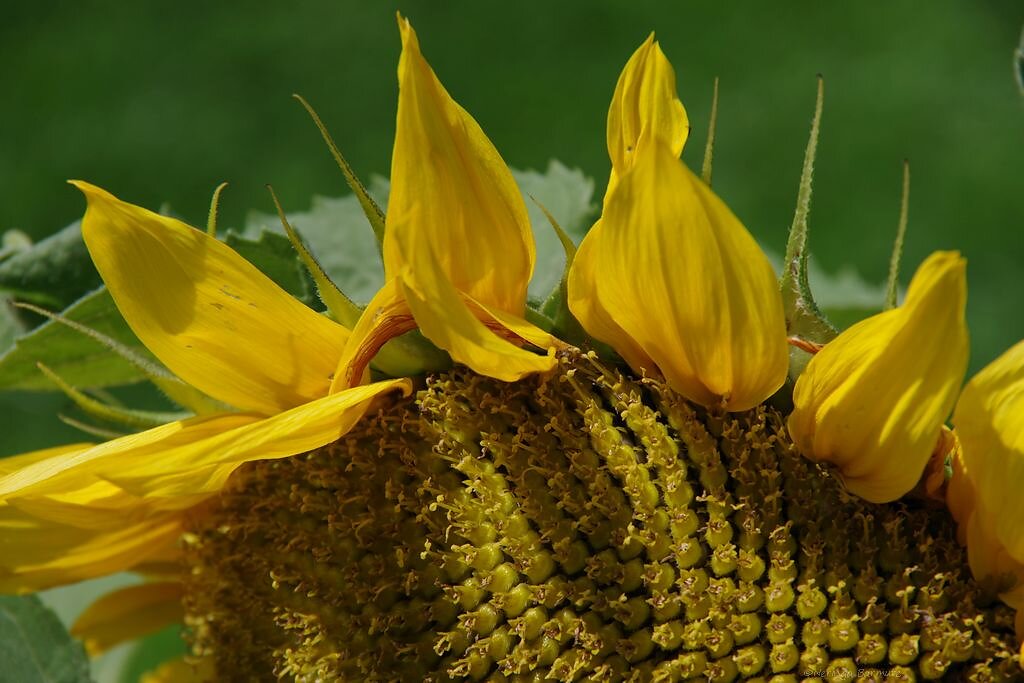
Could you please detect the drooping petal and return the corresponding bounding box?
[953,339,1024,560]
[0,380,410,591]
[384,17,534,315]
[9,479,156,530]
[0,511,182,593]
[101,379,412,499]
[71,581,183,656]
[1,380,408,528]
[73,181,348,415]
[606,33,688,192]
[0,413,258,500]
[570,142,787,411]
[0,443,93,475]
[789,251,969,503]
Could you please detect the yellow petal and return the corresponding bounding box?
[0,511,182,593]
[946,445,974,547]
[9,479,154,530]
[73,181,348,415]
[565,226,656,374]
[330,279,416,391]
[102,379,412,499]
[963,502,1024,614]
[570,142,787,411]
[333,276,561,393]
[606,33,689,191]
[0,381,408,591]
[953,338,1024,560]
[1,380,406,529]
[384,17,533,315]
[0,443,92,476]
[71,581,183,656]
[470,298,563,354]
[0,413,258,500]
[789,251,969,503]
[394,216,557,383]
[141,656,216,683]
[921,426,956,504]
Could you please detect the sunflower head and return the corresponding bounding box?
[0,16,1022,683]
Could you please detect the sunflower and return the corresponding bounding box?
[2,14,1023,682]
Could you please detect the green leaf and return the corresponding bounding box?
[245,178,389,305]
[40,574,138,683]
[0,594,92,683]
[222,229,317,307]
[0,297,25,353]
[0,288,153,391]
[513,161,596,300]
[0,222,101,310]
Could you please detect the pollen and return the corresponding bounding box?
[181,353,1021,681]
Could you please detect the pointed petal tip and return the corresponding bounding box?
[396,13,416,47]
[69,182,125,214]
[67,179,106,198]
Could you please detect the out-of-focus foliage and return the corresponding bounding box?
[0,594,92,683]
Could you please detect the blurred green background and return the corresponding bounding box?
[1,0,1022,458]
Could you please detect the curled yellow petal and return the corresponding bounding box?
[333,261,558,391]
[606,33,688,191]
[952,339,1024,570]
[330,279,416,391]
[385,17,533,315]
[395,211,558,382]
[73,181,348,415]
[71,581,183,656]
[789,251,969,503]
[570,142,787,411]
